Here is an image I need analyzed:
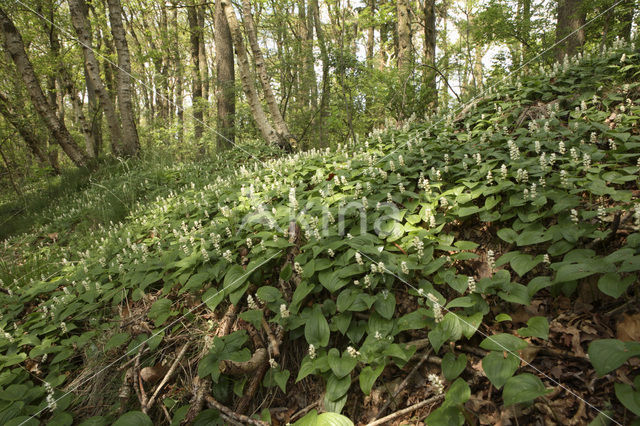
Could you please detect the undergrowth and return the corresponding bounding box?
[1,41,639,425]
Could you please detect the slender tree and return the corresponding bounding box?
[214,0,235,150]
[241,0,294,146]
[220,0,285,149]
[0,7,89,167]
[106,0,140,157]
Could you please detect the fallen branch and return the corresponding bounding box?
[373,347,432,420]
[182,376,209,425]
[221,347,268,375]
[143,342,190,413]
[205,394,269,426]
[262,316,280,357]
[365,394,445,426]
[235,362,269,414]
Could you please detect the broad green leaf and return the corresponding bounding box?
[614,382,640,416]
[305,305,330,347]
[482,351,519,389]
[518,317,549,340]
[442,353,467,381]
[445,378,470,405]
[359,365,385,395]
[502,374,550,406]
[328,348,358,379]
[113,411,153,426]
[480,333,528,352]
[588,339,640,376]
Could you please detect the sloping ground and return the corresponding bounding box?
[1,41,639,426]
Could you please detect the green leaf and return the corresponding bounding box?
[359,365,385,395]
[480,334,528,352]
[373,292,396,319]
[328,348,358,379]
[442,353,467,381]
[554,263,597,283]
[425,405,464,426]
[147,298,173,326]
[482,351,519,389]
[502,374,550,406]
[510,253,541,277]
[256,286,281,303]
[588,339,640,376]
[614,382,640,416]
[518,317,549,340]
[293,410,354,426]
[319,270,348,293]
[305,305,330,347]
[497,228,518,244]
[598,273,634,299]
[326,374,351,402]
[113,411,153,426]
[223,264,251,294]
[273,368,290,393]
[104,332,130,351]
[296,356,316,382]
[445,378,470,405]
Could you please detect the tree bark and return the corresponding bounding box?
[197,6,209,119]
[0,91,50,168]
[397,0,411,73]
[214,0,235,150]
[68,0,122,156]
[0,7,89,167]
[312,0,330,146]
[423,0,437,110]
[187,2,204,147]
[367,0,375,66]
[106,0,140,157]
[220,0,282,149]
[555,0,586,61]
[241,0,293,148]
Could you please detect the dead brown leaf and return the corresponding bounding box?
[616,312,640,342]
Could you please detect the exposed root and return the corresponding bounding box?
[365,394,445,426]
[205,394,269,425]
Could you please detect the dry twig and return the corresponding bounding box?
[365,394,445,426]
[205,394,269,425]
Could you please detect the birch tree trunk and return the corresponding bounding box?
[0,7,89,167]
[187,2,204,146]
[214,0,235,150]
[423,0,437,110]
[240,0,293,148]
[68,0,123,156]
[107,0,140,157]
[220,0,283,149]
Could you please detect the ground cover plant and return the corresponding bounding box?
[1,40,640,425]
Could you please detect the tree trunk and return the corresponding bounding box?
[197,6,209,120]
[241,0,293,148]
[367,0,375,65]
[312,0,330,146]
[555,0,586,61]
[173,2,184,143]
[0,91,50,168]
[0,7,89,167]
[220,0,283,149]
[214,0,235,150]
[107,0,140,157]
[397,0,411,73]
[423,0,437,110]
[187,2,204,147]
[619,0,634,41]
[68,0,122,156]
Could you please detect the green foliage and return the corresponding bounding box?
[0,42,639,423]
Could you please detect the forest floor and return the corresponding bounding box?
[1,43,639,426]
